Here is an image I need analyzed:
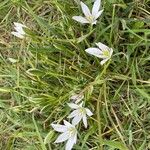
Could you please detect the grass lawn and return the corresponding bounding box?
[0,0,150,149]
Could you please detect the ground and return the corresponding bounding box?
[0,0,150,149]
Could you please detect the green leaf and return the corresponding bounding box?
[136,87,150,102]
[26,69,45,76]
[0,88,11,93]
[44,131,54,144]
[32,114,47,150]
[103,140,128,150]
[77,29,95,43]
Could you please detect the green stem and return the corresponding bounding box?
[94,59,111,84]
[97,87,103,150]
[95,60,111,150]
[32,114,47,150]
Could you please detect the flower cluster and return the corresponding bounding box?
[11,0,114,149]
[72,0,103,25]
[11,22,27,39]
[67,102,93,128]
[51,94,93,150]
[11,0,113,66]
[85,42,113,65]
[72,0,113,65]
[51,120,77,150]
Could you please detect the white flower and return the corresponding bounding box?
[72,0,103,25]
[8,58,18,63]
[68,102,93,128]
[85,42,113,65]
[70,93,84,103]
[11,22,27,39]
[51,120,77,150]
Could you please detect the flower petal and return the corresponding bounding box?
[96,42,109,51]
[85,48,103,58]
[79,101,83,107]
[94,10,103,20]
[14,22,26,28]
[63,120,73,127]
[92,0,101,16]
[80,2,91,17]
[100,58,109,65]
[65,135,76,150]
[82,115,87,128]
[14,22,27,34]
[72,115,82,126]
[14,26,25,35]
[92,20,97,25]
[72,132,77,144]
[67,110,79,118]
[11,32,24,39]
[70,94,84,103]
[54,132,70,143]
[51,124,67,132]
[68,103,80,109]
[110,48,113,57]
[72,16,89,24]
[85,108,93,116]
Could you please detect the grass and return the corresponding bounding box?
[0,0,150,149]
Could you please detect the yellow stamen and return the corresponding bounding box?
[79,108,86,115]
[86,16,94,23]
[69,127,76,136]
[103,50,110,57]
